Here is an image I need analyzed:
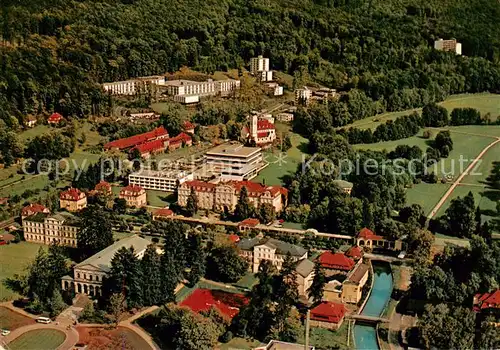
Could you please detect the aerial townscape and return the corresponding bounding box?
[0,1,500,350]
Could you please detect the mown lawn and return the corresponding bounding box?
[296,323,350,350]
[9,329,66,350]
[0,307,35,330]
[0,242,45,301]
[255,124,308,186]
[344,93,500,130]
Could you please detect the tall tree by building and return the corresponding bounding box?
[185,187,198,217]
[77,205,114,259]
[140,245,162,306]
[308,262,326,305]
[234,186,254,220]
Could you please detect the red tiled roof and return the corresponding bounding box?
[229,234,240,243]
[154,208,173,217]
[183,121,195,130]
[239,218,260,227]
[257,131,269,138]
[60,188,85,201]
[169,132,192,146]
[133,139,166,154]
[318,252,355,271]
[310,301,346,324]
[346,246,363,259]
[358,227,383,240]
[257,120,275,131]
[120,185,144,195]
[184,180,216,192]
[48,113,63,123]
[227,180,282,197]
[475,290,500,310]
[22,203,50,216]
[95,181,111,193]
[104,126,169,150]
[180,289,249,319]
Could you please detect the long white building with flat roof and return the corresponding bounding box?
[204,143,267,181]
[103,75,165,95]
[158,78,240,104]
[129,169,194,192]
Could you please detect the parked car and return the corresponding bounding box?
[1,329,10,336]
[36,317,51,324]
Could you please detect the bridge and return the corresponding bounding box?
[347,314,389,324]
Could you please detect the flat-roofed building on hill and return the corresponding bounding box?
[129,169,194,192]
[250,55,273,82]
[61,235,150,296]
[23,212,80,247]
[237,237,307,273]
[159,78,240,103]
[434,38,462,55]
[204,143,267,181]
[103,75,166,95]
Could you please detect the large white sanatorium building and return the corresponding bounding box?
[250,56,273,82]
[129,169,194,192]
[103,76,166,95]
[23,212,80,247]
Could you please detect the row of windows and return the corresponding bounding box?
[76,272,102,282]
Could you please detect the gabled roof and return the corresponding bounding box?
[358,227,383,240]
[48,113,63,123]
[310,301,346,324]
[120,185,144,195]
[154,208,173,217]
[257,120,275,131]
[104,126,169,150]
[75,236,150,272]
[295,258,314,278]
[180,288,249,319]
[346,246,363,259]
[346,264,369,284]
[60,188,85,201]
[318,252,355,271]
[239,218,260,227]
[169,132,192,145]
[237,238,307,257]
[22,203,50,216]
[228,234,240,243]
[183,121,195,130]
[95,181,111,193]
[474,290,500,310]
[132,139,165,154]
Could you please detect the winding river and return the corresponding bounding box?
[353,262,393,350]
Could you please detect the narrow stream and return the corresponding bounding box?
[353,262,393,349]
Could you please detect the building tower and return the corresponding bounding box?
[250,114,258,140]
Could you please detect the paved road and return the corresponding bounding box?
[426,137,500,221]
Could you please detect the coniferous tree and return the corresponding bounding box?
[185,187,198,217]
[78,205,114,259]
[308,262,326,305]
[186,234,206,286]
[140,245,162,306]
[234,186,253,220]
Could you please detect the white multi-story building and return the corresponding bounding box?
[103,75,166,95]
[264,82,283,96]
[434,39,462,55]
[61,235,151,296]
[237,238,308,273]
[250,56,273,82]
[129,169,194,192]
[295,87,313,104]
[159,79,240,103]
[23,212,80,247]
[204,143,267,181]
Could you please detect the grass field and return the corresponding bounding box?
[296,323,350,350]
[8,329,66,350]
[233,272,258,290]
[0,242,45,301]
[0,307,35,330]
[345,93,500,130]
[255,123,308,186]
[220,337,263,350]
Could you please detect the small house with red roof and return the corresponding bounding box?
[346,246,363,261]
[60,188,87,212]
[356,227,403,251]
[318,251,356,274]
[180,289,249,320]
[183,121,195,134]
[168,132,192,151]
[474,290,500,312]
[228,234,240,244]
[310,301,347,330]
[94,181,112,196]
[21,203,50,219]
[48,113,64,125]
[152,208,174,221]
[238,218,260,232]
[119,185,147,208]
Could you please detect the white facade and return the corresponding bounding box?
[204,143,267,181]
[276,113,294,122]
[173,95,200,104]
[129,169,194,192]
[160,79,240,104]
[250,56,273,82]
[103,76,165,95]
[434,39,462,55]
[295,87,312,104]
[264,82,282,96]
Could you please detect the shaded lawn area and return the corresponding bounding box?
[434,185,499,220]
[296,323,350,350]
[233,272,258,290]
[344,93,500,130]
[220,337,263,350]
[146,190,172,207]
[0,242,46,301]
[0,307,35,330]
[18,125,51,141]
[405,182,451,216]
[9,329,66,350]
[255,126,309,186]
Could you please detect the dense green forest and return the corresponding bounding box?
[1,0,500,129]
